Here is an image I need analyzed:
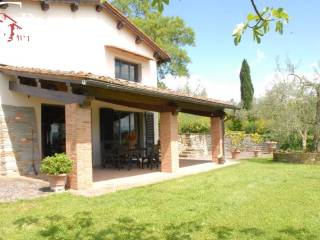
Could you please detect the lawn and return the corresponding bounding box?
[1,158,320,240]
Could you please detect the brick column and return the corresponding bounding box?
[211,116,224,164]
[65,103,92,190]
[160,112,179,173]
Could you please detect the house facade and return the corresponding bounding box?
[0,0,235,190]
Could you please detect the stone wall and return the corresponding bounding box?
[179,134,269,158]
[0,104,40,176]
[273,152,320,164]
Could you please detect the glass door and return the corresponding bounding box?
[41,105,66,157]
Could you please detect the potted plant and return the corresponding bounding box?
[266,141,278,154]
[251,133,263,157]
[228,131,245,160]
[40,153,73,192]
[127,131,137,149]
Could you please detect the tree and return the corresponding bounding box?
[176,78,207,97]
[111,0,195,81]
[256,59,315,151]
[148,0,289,45]
[289,61,320,152]
[240,59,254,110]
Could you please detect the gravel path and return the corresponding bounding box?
[0,176,51,202]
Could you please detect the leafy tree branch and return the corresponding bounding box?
[148,0,290,45]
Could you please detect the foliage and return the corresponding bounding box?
[233,1,289,45]
[40,153,73,175]
[290,61,320,152]
[176,79,207,97]
[111,0,195,79]
[225,108,269,135]
[240,59,254,110]
[157,79,167,89]
[178,113,210,134]
[251,133,263,147]
[225,118,242,132]
[226,131,245,150]
[146,0,290,45]
[255,58,316,151]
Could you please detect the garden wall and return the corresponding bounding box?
[0,104,40,176]
[273,152,320,164]
[179,134,270,158]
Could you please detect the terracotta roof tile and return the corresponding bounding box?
[0,64,237,110]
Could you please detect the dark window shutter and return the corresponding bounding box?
[145,112,155,147]
[100,108,114,142]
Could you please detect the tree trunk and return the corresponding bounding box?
[314,89,320,152]
[300,129,307,151]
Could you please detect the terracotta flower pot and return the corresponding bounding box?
[253,149,261,157]
[48,174,67,192]
[231,149,241,160]
[267,142,278,154]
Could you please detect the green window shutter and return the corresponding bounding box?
[145,112,155,147]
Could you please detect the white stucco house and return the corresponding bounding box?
[0,0,235,190]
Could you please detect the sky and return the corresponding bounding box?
[162,0,320,101]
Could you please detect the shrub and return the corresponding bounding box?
[179,113,210,134]
[40,153,73,175]
[226,131,245,150]
[251,133,263,144]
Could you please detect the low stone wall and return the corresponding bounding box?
[179,134,270,158]
[273,152,320,164]
[0,104,40,176]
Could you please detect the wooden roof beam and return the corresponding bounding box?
[9,80,88,105]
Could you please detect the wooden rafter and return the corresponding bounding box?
[9,80,87,105]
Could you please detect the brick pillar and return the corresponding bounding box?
[160,112,179,173]
[65,104,92,190]
[211,116,224,164]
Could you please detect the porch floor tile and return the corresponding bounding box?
[72,159,239,197]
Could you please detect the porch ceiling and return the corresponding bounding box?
[0,64,237,116]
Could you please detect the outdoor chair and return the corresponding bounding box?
[128,146,144,170]
[145,144,161,170]
[101,141,113,168]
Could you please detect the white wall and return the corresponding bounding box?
[0,2,160,167]
[0,2,158,87]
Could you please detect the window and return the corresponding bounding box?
[113,112,140,146]
[115,59,138,82]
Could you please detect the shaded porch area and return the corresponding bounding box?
[83,159,238,196]
[93,159,212,182]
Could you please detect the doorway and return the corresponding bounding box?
[100,108,141,147]
[41,105,66,157]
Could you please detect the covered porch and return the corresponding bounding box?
[86,159,237,196]
[0,65,236,190]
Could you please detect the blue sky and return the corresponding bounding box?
[162,0,320,101]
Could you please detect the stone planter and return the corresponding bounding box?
[231,149,241,160]
[253,149,261,157]
[48,174,67,192]
[267,141,277,154]
[273,152,320,165]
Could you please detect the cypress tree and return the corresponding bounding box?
[240,59,254,110]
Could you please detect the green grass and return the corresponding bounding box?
[1,158,320,240]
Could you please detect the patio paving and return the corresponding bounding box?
[0,176,51,202]
[74,159,239,197]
